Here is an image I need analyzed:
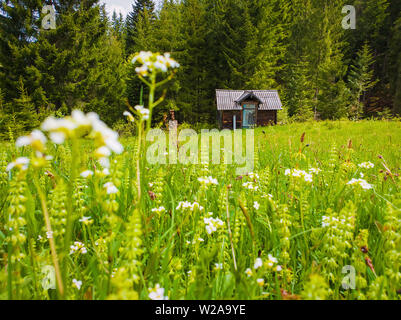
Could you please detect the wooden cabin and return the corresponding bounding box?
[216,90,282,129]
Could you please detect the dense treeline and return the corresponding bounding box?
[0,0,400,137]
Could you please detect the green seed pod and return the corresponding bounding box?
[301,274,330,300]
[5,169,28,289]
[48,180,68,246]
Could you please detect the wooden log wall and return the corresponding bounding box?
[221,110,242,129]
[257,110,277,126]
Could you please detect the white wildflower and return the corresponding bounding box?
[41,116,77,132]
[80,170,94,178]
[309,168,321,174]
[265,254,279,268]
[103,182,119,194]
[70,241,87,255]
[176,201,203,211]
[242,181,259,191]
[135,65,148,76]
[347,178,373,190]
[49,132,66,144]
[248,172,260,180]
[132,52,179,78]
[358,162,374,169]
[285,168,313,183]
[16,130,47,150]
[245,268,253,277]
[148,284,168,300]
[257,278,265,287]
[135,105,150,120]
[123,111,135,122]
[6,157,30,172]
[204,216,224,235]
[198,176,218,186]
[98,157,110,168]
[72,279,82,290]
[79,216,93,225]
[95,146,111,158]
[214,263,223,270]
[254,258,263,270]
[151,206,166,215]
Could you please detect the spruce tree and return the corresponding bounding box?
[284,57,314,121]
[33,1,126,124]
[0,0,42,102]
[344,0,391,114]
[348,43,377,118]
[314,2,349,120]
[111,11,125,43]
[150,0,183,122]
[176,0,210,122]
[388,12,401,115]
[125,0,155,55]
[282,0,316,119]
[246,0,287,89]
[125,0,157,111]
[1,0,126,128]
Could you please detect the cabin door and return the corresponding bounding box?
[242,104,256,128]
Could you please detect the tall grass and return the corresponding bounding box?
[1,118,400,300]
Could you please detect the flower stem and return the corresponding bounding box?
[33,175,64,298]
[63,138,79,295]
[146,73,156,131]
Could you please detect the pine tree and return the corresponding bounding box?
[283,0,350,120]
[318,66,350,120]
[284,57,314,121]
[125,0,157,111]
[282,0,316,119]
[35,1,126,124]
[344,0,391,114]
[5,79,40,136]
[150,0,183,122]
[0,0,42,102]
[314,2,349,120]
[176,0,210,123]
[125,0,155,55]
[126,9,157,109]
[348,43,378,118]
[215,0,257,89]
[246,0,287,89]
[388,12,401,115]
[153,0,182,53]
[1,0,126,128]
[344,0,389,58]
[111,11,125,43]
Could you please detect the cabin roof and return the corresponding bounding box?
[235,91,263,104]
[216,89,282,111]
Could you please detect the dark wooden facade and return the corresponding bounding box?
[256,110,277,126]
[220,110,242,129]
[219,109,277,129]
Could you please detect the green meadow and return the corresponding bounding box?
[1,119,400,300]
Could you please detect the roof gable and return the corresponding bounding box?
[216,89,282,111]
[235,91,263,104]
